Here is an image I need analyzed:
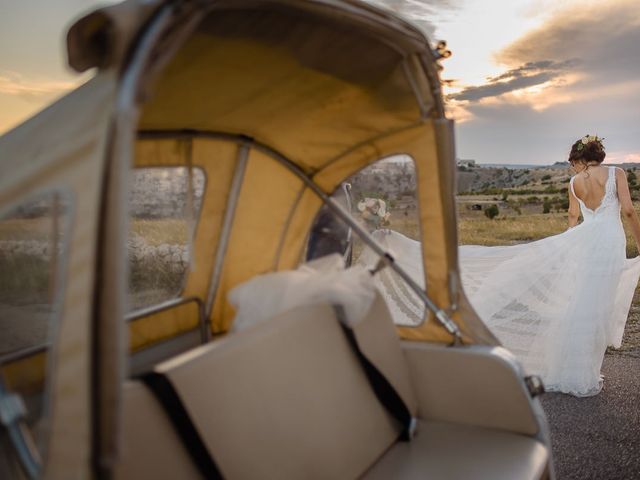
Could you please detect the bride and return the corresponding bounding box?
[360,135,640,397]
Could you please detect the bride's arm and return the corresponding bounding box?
[568,179,580,228]
[616,168,640,253]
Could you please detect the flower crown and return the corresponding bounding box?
[574,134,604,152]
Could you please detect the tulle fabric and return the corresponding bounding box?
[359,167,640,397]
[357,230,426,327]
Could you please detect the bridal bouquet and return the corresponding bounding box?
[357,197,391,230]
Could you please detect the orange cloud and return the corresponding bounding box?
[603,151,640,164]
[0,71,77,102]
[445,0,640,120]
[496,0,640,68]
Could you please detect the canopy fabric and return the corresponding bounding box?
[130,1,495,343]
[138,18,432,170]
[0,1,502,475]
[0,0,499,354]
[0,73,118,478]
[0,0,495,396]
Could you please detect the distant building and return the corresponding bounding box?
[457,159,476,168]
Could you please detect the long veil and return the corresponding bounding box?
[358,228,640,395]
[356,230,425,327]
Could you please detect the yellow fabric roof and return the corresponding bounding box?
[0,2,501,475]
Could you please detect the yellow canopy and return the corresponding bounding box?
[0,1,498,475]
[104,1,491,343]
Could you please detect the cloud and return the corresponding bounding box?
[454,84,640,164]
[488,60,577,83]
[0,71,76,102]
[447,0,640,164]
[497,0,640,70]
[449,60,578,102]
[607,152,640,164]
[363,0,459,37]
[447,0,640,112]
[495,0,640,93]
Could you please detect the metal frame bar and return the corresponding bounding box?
[418,53,446,118]
[0,345,47,366]
[0,295,209,369]
[272,183,307,270]
[95,5,178,477]
[137,129,463,342]
[126,295,208,344]
[204,143,250,320]
[0,380,41,479]
[402,56,429,120]
[341,182,354,266]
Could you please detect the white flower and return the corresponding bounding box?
[588,135,597,142]
[581,136,589,144]
[358,197,391,221]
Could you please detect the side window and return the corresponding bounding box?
[128,167,205,311]
[306,155,426,326]
[0,191,72,443]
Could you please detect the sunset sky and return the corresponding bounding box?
[1,0,639,165]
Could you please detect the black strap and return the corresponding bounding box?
[334,306,414,441]
[140,371,224,479]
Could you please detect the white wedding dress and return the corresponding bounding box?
[359,166,640,396]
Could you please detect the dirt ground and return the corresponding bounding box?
[539,285,640,480]
[541,354,640,480]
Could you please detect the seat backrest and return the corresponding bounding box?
[116,292,416,479]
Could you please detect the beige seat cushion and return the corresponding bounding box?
[115,289,549,480]
[116,293,415,479]
[403,343,540,436]
[364,420,548,480]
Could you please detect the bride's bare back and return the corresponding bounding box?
[572,165,610,211]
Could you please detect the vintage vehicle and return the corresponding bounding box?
[0,0,553,478]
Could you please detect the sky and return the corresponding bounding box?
[1,0,639,165]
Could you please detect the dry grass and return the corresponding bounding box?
[387,211,421,239]
[0,253,50,304]
[0,218,189,245]
[0,218,52,241]
[128,219,191,309]
[458,212,567,246]
[458,201,640,257]
[0,218,190,312]
[130,218,190,245]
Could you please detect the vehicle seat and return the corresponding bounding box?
[115,291,549,479]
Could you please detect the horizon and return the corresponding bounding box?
[470,160,640,167]
[1,0,639,165]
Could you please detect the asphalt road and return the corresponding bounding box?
[540,355,640,480]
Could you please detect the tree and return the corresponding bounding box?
[628,170,637,185]
[484,204,499,219]
[543,198,552,214]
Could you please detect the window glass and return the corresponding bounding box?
[306,155,425,326]
[128,167,205,311]
[0,192,70,356]
[0,190,72,452]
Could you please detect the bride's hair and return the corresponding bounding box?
[568,137,606,164]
